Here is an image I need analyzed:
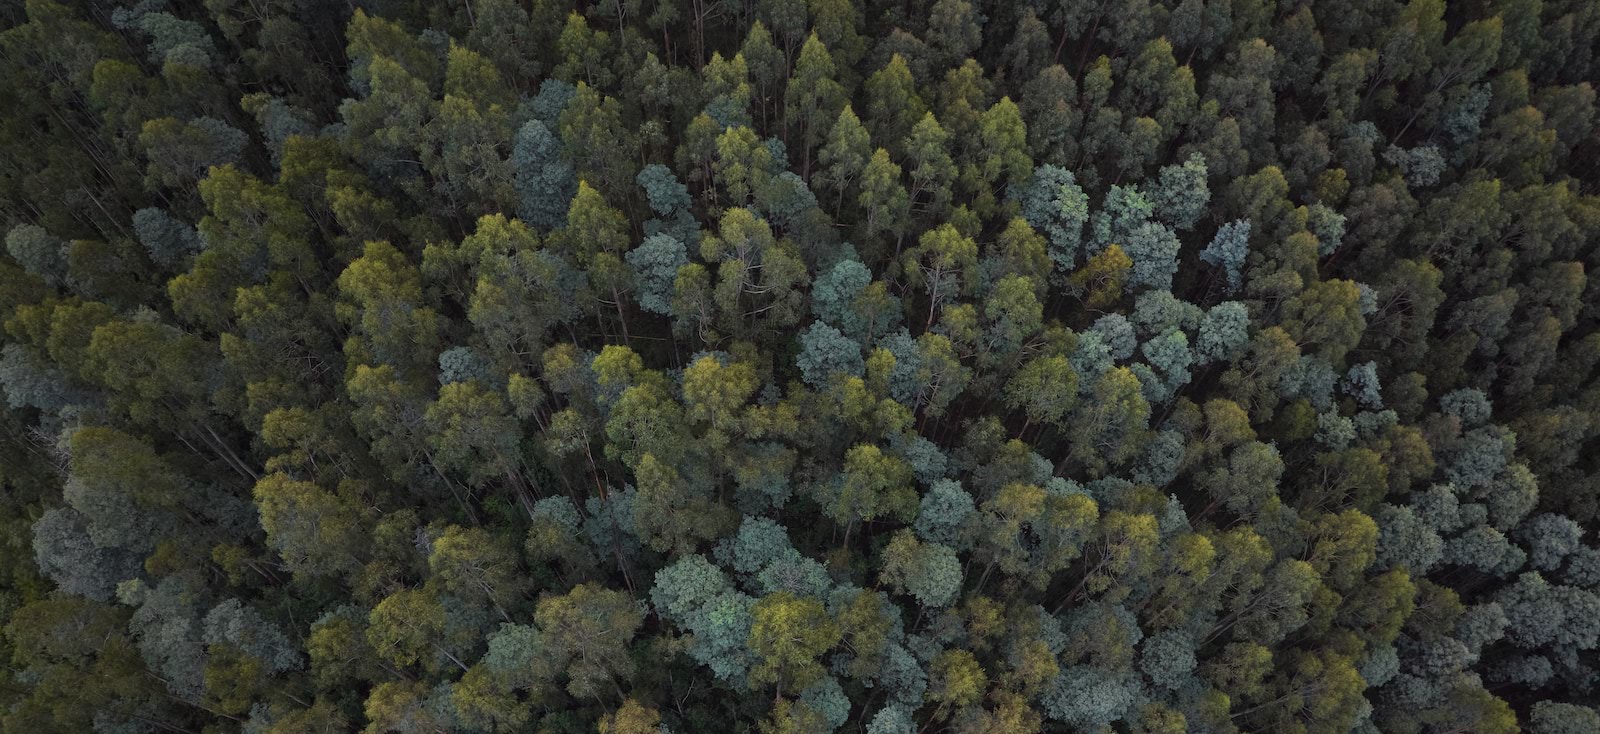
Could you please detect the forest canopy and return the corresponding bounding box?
[2,0,1599,732]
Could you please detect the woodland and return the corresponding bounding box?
[2,0,1600,732]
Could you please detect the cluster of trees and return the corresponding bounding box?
[1,0,1599,731]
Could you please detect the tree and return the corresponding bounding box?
[864,55,926,154]
[1529,702,1600,734]
[556,181,635,339]
[202,599,299,678]
[1020,65,1081,166]
[905,112,957,217]
[683,354,757,435]
[1374,504,1443,576]
[1196,301,1250,364]
[633,453,735,555]
[57,426,181,555]
[813,259,875,339]
[367,587,469,674]
[714,125,774,206]
[425,381,523,493]
[423,78,515,214]
[536,583,645,700]
[796,321,864,388]
[749,592,840,697]
[253,473,365,579]
[1149,154,1209,230]
[112,579,209,706]
[1067,367,1152,475]
[1496,572,1600,651]
[1516,514,1585,572]
[637,164,697,244]
[858,149,909,246]
[1015,165,1090,270]
[1200,219,1251,292]
[904,224,978,328]
[916,479,975,547]
[974,481,1098,591]
[878,530,963,607]
[603,369,684,470]
[867,704,915,734]
[463,218,585,365]
[362,680,453,734]
[1307,509,1378,591]
[31,508,141,601]
[988,217,1053,291]
[817,105,869,209]
[139,116,248,190]
[1139,328,1194,403]
[598,699,663,734]
[926,0,984,69]
[1120,222,1182,291]
[827,444,917,544]
[1248,649,1368,734]
[650,554,757,681]
[340,55,431,169]
[929,649,987,708]
[698,208,810,340]
[514,120,577,232]
[429,525,526,621]
[338,240,442,374]
[1281,279,1367,364]
[1067,244,1133,310]
[559,83,637,195]
[438,346,489,386]
[963,97,1032,213]
[786,34,846,178]
[981,274,1043,363]
[1004,355,1078,431]
[5,224,66,286]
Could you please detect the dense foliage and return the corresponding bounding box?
[2,0,1599,732]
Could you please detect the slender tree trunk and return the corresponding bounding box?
[426,451,482,526]
[612,286,633,345]
[433,642,470,672]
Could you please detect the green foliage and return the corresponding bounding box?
[749,592,840,694]
[202,599,300,675]
[813,258,902,342]
[1149,153,1210,231]
[6,224,67,285]
[1,3,1598,732]
[650,554,756,681]
[1121,222,1182,291]
[796,321,863,388]
[30,508,140,601]
[829,443,917,531]
[1199,219,1251,292]
[914,479,974,547]
[1529,702,1600,734]
[535,583,645,699]
[1004,355,1078,428]
[1196,300,1249,364]
[513,120,575,231]
[1043,665,1140,728]
[879,530,963,607]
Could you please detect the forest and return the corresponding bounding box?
[1,0,1599,731]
